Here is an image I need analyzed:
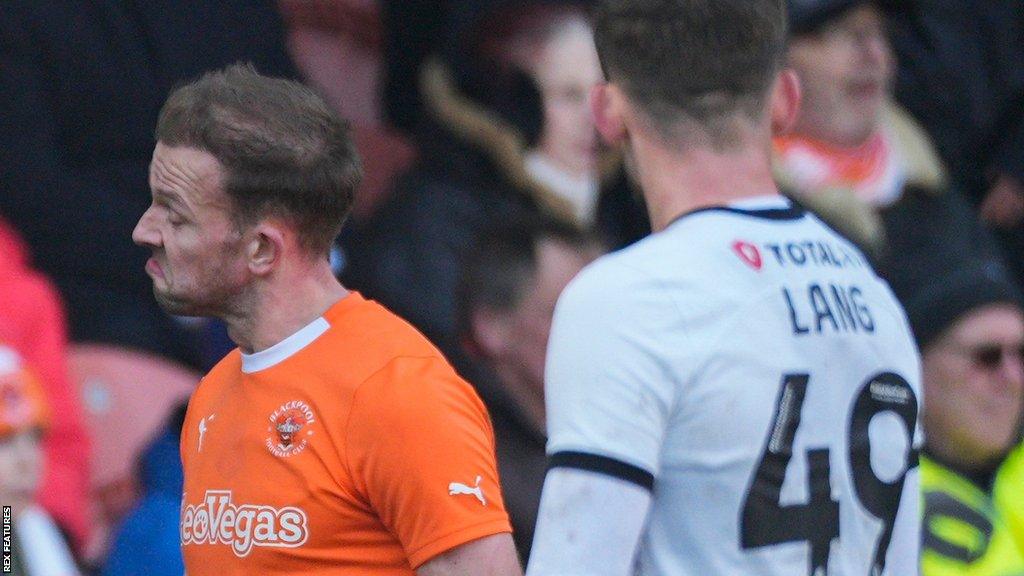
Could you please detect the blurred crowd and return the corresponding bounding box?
[0,0,1022,574]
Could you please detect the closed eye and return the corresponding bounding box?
[167,210,186,226]
[151,199,186,227]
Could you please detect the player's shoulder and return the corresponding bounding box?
[321,292,455,382]
[327,293,444,356]
[201,349,243,387]
[564,204,799,306]
[571,246,653,291]
[188,350,242,417]
[558,244,670,317]
[335,300,487,429]
[604,199,819,277]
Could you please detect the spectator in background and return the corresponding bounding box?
[0,218,90,554]
[776,0,1003,281]
[0,0,298,369]
[889,245,1024,574]
[456,219,597,562]
[518,14,605,226]
[884,0,1024,288]
[777,11,1024,568]
[102,404,186,576]
[343,0,604,353]
[0,345,80,576]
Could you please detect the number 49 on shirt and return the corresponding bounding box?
[740,372,919,576]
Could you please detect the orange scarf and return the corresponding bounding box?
[774,131,905,207]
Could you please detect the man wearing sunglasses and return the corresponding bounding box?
[894,251,1024,574]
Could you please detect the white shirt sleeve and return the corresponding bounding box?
[884,465,921,575]
[544,259,683,476]
[526,468,652,576]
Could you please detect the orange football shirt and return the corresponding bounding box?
[180,293,511,574]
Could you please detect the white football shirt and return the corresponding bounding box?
[541,196,922,576]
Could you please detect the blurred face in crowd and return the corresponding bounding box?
[482,239,592,399]
[0,430,44,512]
[133,143,251,317]
[922,304,1024,470]
[529,19,602,178]
[787,5,894,146]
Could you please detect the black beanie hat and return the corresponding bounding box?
[787,0,870,35]
[891,256,1022,350]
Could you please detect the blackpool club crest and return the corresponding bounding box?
[266,400,316,458]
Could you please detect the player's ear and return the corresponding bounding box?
[592,82,628,146]
[470,308,512,358]
[248,222,285,276]
[770,68,802,136]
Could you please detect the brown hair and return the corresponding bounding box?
[594,0,787,147]
[156,63,362,256]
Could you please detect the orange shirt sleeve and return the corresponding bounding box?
[345,355,512,568]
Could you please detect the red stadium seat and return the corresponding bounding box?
[69,344,198,560]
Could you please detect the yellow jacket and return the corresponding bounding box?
[921,450,1024,576]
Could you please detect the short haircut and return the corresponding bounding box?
[593,0,788,147]
[456,218,593,341]
[156,63,362,256]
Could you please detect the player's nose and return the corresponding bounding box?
[132,206,162,248]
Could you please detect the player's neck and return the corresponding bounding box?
[631,135,781,232]
[223,260,348,354]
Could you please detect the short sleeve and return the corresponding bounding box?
[345,356,512,568]
[544,259,680,478]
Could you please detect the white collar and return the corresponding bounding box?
[726,194,791,210]
[240,316,331,373]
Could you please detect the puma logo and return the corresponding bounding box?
[448,476,486,506]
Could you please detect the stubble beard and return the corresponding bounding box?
[152,288,210,318]
[150,237,250,319]
[151,272,248,320]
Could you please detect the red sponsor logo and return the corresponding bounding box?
[732,241,763,271]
